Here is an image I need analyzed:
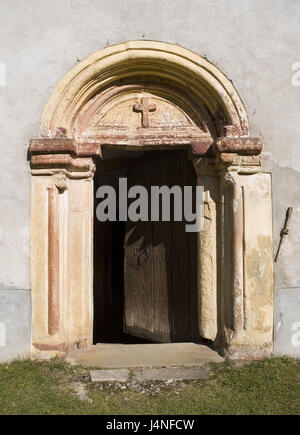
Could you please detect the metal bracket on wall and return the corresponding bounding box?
[275,207,293,262]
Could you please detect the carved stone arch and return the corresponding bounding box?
[30,41,274,360]
[41,41,249,138]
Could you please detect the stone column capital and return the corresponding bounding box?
[190,135,263,175]
[214,135,263,173]
[29,137,99,179]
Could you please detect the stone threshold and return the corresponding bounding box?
[90,366,213,383]
[67,343,224,370]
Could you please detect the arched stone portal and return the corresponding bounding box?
[30,41,273,359]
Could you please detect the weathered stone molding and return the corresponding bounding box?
[30,138,102,157]
[40,41,249,138]
[215,136,263,156]
[30,135,262,159]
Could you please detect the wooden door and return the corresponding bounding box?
[124,151,198,342]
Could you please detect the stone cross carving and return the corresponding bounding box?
[133,98,156,127]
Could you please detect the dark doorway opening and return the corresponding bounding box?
[93,164,151,344]
[93,150,200,344]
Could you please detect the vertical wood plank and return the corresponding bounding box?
[151,152,172,342]
[124,155,153,340]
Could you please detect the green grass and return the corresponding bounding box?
[0,357,299,415]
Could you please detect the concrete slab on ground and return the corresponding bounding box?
[67,343,224,369]
[133,366,210,381]
[90,366,211,383]
[90,369,130,383]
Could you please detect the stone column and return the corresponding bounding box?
[193,159,219,341]
[215,136,274,358]
[30,138,98,358]
[47,184,60,336]
[223,171,245,334]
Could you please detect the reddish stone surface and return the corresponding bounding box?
[190,139,214,155]
[33,342,67,353]
[215,137,263,155]
[133,97,157,127]
[47,187,60,336]
[30,138,101,157]
[31,154,94,172]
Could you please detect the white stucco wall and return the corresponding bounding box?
[0,0,299,360]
